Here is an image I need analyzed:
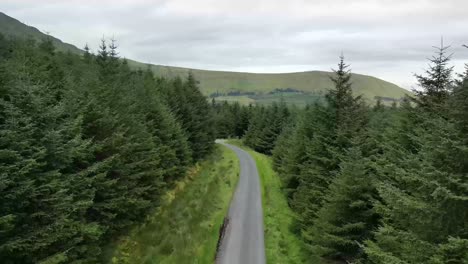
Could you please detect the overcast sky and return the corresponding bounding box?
[2,0,467,88]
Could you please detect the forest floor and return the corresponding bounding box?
[227,139,308,264]
[107,144,240,264]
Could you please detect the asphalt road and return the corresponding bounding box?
[216,141,266,264]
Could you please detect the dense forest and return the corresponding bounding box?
[1,30,467,264]
[0,34,214,263]
[215,46,468,263]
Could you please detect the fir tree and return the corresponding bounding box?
[413,39,454,112]
[83,43,92,63]
[308,149,379,263]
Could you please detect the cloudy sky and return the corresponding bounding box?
[2,0,467,88]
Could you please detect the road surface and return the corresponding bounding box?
[216,141,266,264]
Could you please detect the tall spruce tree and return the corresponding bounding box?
[83,43,92,63]
[161,73,214,160]
[307,149,379,263]
[413,39,453,112]
[290,55,365,218]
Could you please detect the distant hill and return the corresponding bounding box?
[0,12,82,54]
[0,12,410,105]
[140,64,410,105]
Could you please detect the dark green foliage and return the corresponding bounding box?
[244,100,291,154]
[430,237,468,264]
[361,44,468,263]
[160,72,215,161]
[271,49,468,263]
[211,99,290,154]
[451,67,468,136]
[364,84,468,264]
[272,56,368,252]
[0,34,208,263]
[412,41,453,112]
[307,149,379,263]
[212,101,252,139]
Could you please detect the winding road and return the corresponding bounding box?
[216,141,266,264]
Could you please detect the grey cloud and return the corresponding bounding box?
[1,0,467,88]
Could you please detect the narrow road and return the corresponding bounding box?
[216,141,266,264]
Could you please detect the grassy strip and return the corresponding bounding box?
[109,145,239,264]
[227,139,308,264]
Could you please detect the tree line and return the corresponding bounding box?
[214,44,468,263]
[0,35,214,263]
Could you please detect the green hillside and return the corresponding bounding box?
[0,11,410,104]
[144,64,410,104]
[0,12,82,54]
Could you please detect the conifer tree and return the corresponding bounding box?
[83,43,92,63]
[450,45,468,136]
[96,38,108,69]
[307,149,379,262]
[291,55,365,217]
[327,54,367,148]
[413,39,453,112]
[244,101,290,154]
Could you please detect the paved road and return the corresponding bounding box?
[216,141,266,264]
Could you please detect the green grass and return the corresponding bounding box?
[108,145,239,264]
[227,139,308,263]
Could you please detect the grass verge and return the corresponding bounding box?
[108,145,239,264]
[226,139,308,263]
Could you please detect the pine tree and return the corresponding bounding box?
[291,55,365,218]
[183,72,215,159]
[108,37,120,73]
[413,39,453,112]
[83,43,92,63]
[307,149,379,263]
[96,38,108,69]
[327,54,367,149]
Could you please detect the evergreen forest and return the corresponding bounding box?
[1,31,467,264]
[0,35,214,263]
[214,46,468,263]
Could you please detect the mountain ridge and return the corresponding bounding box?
[0,11,410,104]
